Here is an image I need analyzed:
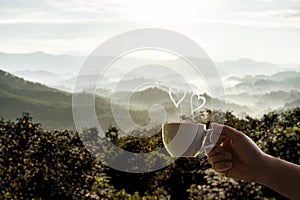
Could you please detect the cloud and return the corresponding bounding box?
[46,0,110,12]
[0,0,129,25]
[236,9,300,19]
[282,10,300,18]
[0,0,47,9]
[0,0,300,63]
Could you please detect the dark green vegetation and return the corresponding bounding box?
[0,70,74,130]
[1,108,299,199]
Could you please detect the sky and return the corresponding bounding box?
[0,0,300,64]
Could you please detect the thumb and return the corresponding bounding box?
[212,123,245,142]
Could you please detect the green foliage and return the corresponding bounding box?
[1,108,299,199]
[0,113,116,199]
[188,169,264,200]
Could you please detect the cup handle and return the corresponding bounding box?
[200,129,215,154]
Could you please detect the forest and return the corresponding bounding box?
[1,108,299,199]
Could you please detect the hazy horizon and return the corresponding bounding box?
[1,0,300,64]
[1,50,300,66]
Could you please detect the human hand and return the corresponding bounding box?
[207,123,266,182]
[207,123,300,199]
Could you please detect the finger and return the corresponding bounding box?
[222,136,233,151]
[213,161,232,172]
[206,145,224,157]
[205,133,225,156]
[208,152,232,164]
[210,131,225,144]
[212,123,245,141]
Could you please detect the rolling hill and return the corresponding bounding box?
[1,67,298,131]
[12,70,67,85]
[0,70,149,131]
[225,71,300,95]
[0,69,74,129]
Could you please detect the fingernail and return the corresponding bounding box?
[225,162,232,169]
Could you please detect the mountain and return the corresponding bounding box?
[0,69,74,129]
[0,51,85,75]
[59,75,152,93]
[129,87,170,106]
[223,71,300,117]
[0,69,149,131]
[227,90,300,106]
[216,58,282,77]
[113,86,255,119]
[12,70,66,85]
[225,71,300,95]
[0,52,292,91]
[1,51,298,119]
[4,68,298,130]
[268,71,300,81]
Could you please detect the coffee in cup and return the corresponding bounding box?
[162,122,214,157]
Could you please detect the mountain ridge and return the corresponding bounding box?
[0,69,150,131]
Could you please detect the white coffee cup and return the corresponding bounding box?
[162,122,214,157]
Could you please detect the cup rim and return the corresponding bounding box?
[162,123,207,131]
[163,122,206,127]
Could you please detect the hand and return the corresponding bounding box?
[207,123,266,182]
[206,123,300,199]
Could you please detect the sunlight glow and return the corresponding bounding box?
[126,0,224,25]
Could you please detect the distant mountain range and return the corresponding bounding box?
[216,58,282,76]
[0,69,245,129]
[12,70,68,85]
[1,67,299,131]
[0,51,299,121]
[0,51,85,75]
[224,71,300,116]
[1,51,298,92]
[225,71,300,94]
[0,69,148,131]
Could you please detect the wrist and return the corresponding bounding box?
[255,153,274,186]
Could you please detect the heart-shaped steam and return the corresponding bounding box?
[190,94,206,114]
[168,87,187,108]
